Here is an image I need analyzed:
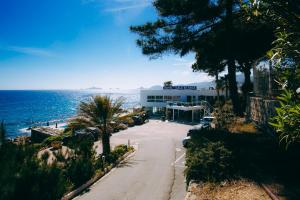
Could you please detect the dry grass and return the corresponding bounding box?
[228,117,258,133]
[186,180,271,200]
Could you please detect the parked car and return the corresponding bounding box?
[182,136,191,147]
[132,116,144,125]
[188,116,215,136]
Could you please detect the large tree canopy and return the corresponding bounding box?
[131,0,274,115]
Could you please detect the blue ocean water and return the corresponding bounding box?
[0,90,139,138]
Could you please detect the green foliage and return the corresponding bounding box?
[110,145,131,163]
[96,144,132,169]
[0,144,67,200]
[185,140,233,183]
[66,157,95,187]
[65,137,96,187]
[163,81,172,87]
[42,134,63,146]
[270,89,300,149]
[185,129,300,185]
[213,101,235,130]
[71,95,125,155]
[131,0,276,115]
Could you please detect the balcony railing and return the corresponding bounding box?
[166,100,213,115]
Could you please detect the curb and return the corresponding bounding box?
[184,180,197,200]
[260,183,280,200]
[61,150,135,200]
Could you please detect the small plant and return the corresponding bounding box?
[66,157,95,187]
[41,151,50,163]
[42,135,63,146]
[185,141,233,183]
[270,89,300,149]
[213,101,235,130]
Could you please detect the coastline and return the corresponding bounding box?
[0,90,140,138]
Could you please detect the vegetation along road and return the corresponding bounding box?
[75,120,192,200]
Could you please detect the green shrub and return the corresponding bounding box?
[269,89,300,149]
[66,157,95,187]
[185,141,233,183]
[42,135,63,146]
[112,144,128,157]
[96,144,132,168]
[212,101,235,130]
[106,144,129,163]
[65,137,96,187]
[41,151,50,163]
[0,144,67,200]
[121,117,135,127]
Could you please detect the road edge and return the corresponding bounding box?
[61,149,136,200]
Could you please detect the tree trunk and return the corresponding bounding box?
[216,72,220,103]
[228,60,241,115]
[102,120,111,155]
[225,0,241,115]
[244,65,251,94]
[241,63,252,113]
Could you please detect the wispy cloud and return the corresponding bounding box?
[172,58,194,68]
[6,46,55,57]
[105,2,151,12]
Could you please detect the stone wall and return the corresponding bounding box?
[250,97,279,125]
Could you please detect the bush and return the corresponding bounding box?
[107,144,130,163]
[66,157,95,187]
[185,141,233,183]
[270,89,300,149]
[122,117,135,127]
[212,101,235,130]
[96,144,132,168]
[65,137,96,187]
[0,144,67,200]
[42,135,63,146]
[117,123,128,130]
[112,144,129,158]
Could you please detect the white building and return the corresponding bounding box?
[140,85,224,122]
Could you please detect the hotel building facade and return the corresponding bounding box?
[140,86,224,122]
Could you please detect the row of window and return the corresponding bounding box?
[147,96,181,102]
[147,95,217,103]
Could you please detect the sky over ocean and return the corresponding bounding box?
[0,0,213,90]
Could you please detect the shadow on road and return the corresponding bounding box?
[117,159,145,168]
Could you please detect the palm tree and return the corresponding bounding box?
[163,81,173,88]
[71,96,124,155]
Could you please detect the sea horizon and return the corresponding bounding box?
[0,90,140,138]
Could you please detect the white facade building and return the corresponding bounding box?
[140,86,222,108]
[140,86,224,122]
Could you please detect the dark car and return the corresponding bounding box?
[132,116,144,125]
[187,116,214,136]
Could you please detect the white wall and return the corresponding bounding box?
[140,89,223,108]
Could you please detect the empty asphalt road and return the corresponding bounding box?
[76,120,192,200]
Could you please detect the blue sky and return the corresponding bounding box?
[0,0,212,90]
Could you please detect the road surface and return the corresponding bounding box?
[76,120,192,200]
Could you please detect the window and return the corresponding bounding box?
[156,96,163,102]
[147,96,155,102]
[198,96,205,101]
[173,96,180,101]
[164,96,172,102]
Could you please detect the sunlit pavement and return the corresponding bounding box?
[76,120,192,200]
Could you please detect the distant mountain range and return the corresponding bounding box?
[84,74,249,92]
[147,74,248,90]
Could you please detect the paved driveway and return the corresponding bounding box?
[76,120,192,200]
